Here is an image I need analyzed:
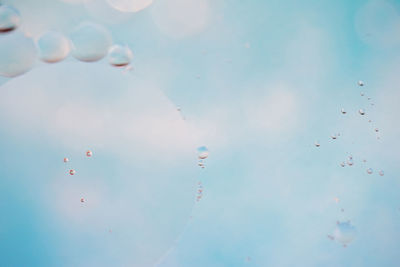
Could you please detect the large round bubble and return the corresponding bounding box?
[70,22,112,62]
[108,44,133,67]
[36,31,71,63]
[0,31,36,77]
[334,221,357,247]
[106,0,153,12]
[0,5,20,33]
[0,62,197,266]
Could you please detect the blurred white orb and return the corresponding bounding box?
[106,0,153,12]
[0,31,36,77]
[36,31,70,63]
[70,22,112,62]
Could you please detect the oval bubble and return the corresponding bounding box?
[197,146,209,159]
[334,221,356,246]
[108,44,133,67]
[37,31,71,63]
[70,22,112,62]
[0,31,36,77]
[0,5,20,33]
[106,0,153,12]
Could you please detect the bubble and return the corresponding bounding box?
[80,197,85,203]
[108,44,133,67]
[360,92,365,96]
[375,128,379,132]
[314,141,320,147]
[36,31,71,63]
[347,159,354,166]
[359,109,365,115]
[340,162,345,167]
[64,157,69,163]
[341,108,346,114]
[106,0,153,12]
[358,80,364,86]
[69,169,76,175]
[86,150,93,157]
[379,170,384,176]
[70,22,112,62]
[0,32,37,77]
[367,168,373,174]
[197,146,209,159]
[334,221,356,247]
[0,5,20,33]
[331,134,337,140]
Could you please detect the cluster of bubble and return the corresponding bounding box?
[0,4,134,78]
[327,221,357,247]
[63,150,93,202]
[197,146,209,168]
[196,181,203,202]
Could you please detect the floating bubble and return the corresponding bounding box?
[347,159,354,166]
[341,108,346,114]
[360,92,365,96]
[106,0,153,12]
[36,31,70,63]
[375,128,379,132]
[331,134,337,140]
[359,109,365,115]
[367,168,373,174]
[70,22,112,62]
[0,32,37,77]
[69,169,76,175]
[108,44,133,67]
[334,221,356,247]
[368,120,372,123]
[340,162,345,167]
[80,197,85,203]
[197,146,209,159]
[86,150,93,157]
[379,170,384,176]
[0,5,20,33]
[63,157,69,163]
[358,80,364,86]
[315,141,320,147]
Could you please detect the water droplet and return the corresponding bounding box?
[315,141,320,147]
[341,108,347,114]
[63,157,69,163]
[69,169,76,175]
[358,80,364,86]
[70,22,112,62]
[106,0,153,12]
[0,32,37,77]
[340,162,345,167]
[331,134,337,140]
[86,150,93,157]
[197,146,209,159]
[0,5,20,33]
[375,128,379,132]
[359,109,365,115]
[347,159,354,166]
[334,221,356,247]
[360,92,365,96]
[379,170,384,176]
[36,31,70,63]
[108,44,133,67]
[367,168,373,174]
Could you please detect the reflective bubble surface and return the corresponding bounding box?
[36,31,70,63]
[0,5,20,33]
[108,44,133,67]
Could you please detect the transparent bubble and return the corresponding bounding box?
[0,5,20,33]
[36,31,70,63]
[80,197,85,203]
[197,146,209,159]
[367,168,373,174]
[0,32,36,77]
[347,159,354,166]
[70,22,112,62]
[358,80,364,86]
[108,44,133,67]
[375,128,379,132]
[315,141,320,147]
[379,170,384,176]
[341,108,346,114]
[360,92,365,96]
[64,157,69,163]
[86,150,93,157]
[106,0,153,12]
[340,162,345,167]
[69,169,76,175]
[331,134,337,140]
[359,109,365,115]
[334,221,356,247]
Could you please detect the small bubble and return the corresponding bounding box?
[368,120,372,123]
[0,5,20,33]
[367,97,371,100]
[358,80,364,86]
[340,162,345,167]
[86,150,93,157]
[359,109,365,115]
[69,169,76,175]
[347,159,354,166]
[36,31,70,63]
[197,146,209,159]
[63,157,69,163]
[315,141,320,147]
[375,128,379,132]
[360,92,365,96]
[331,134,337,140]
[80,198,85,203]
[379,170,384,176]
[341,108,347,114]
[367,168,373,174]
[108,44,133,67]
[333,221,356,247]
